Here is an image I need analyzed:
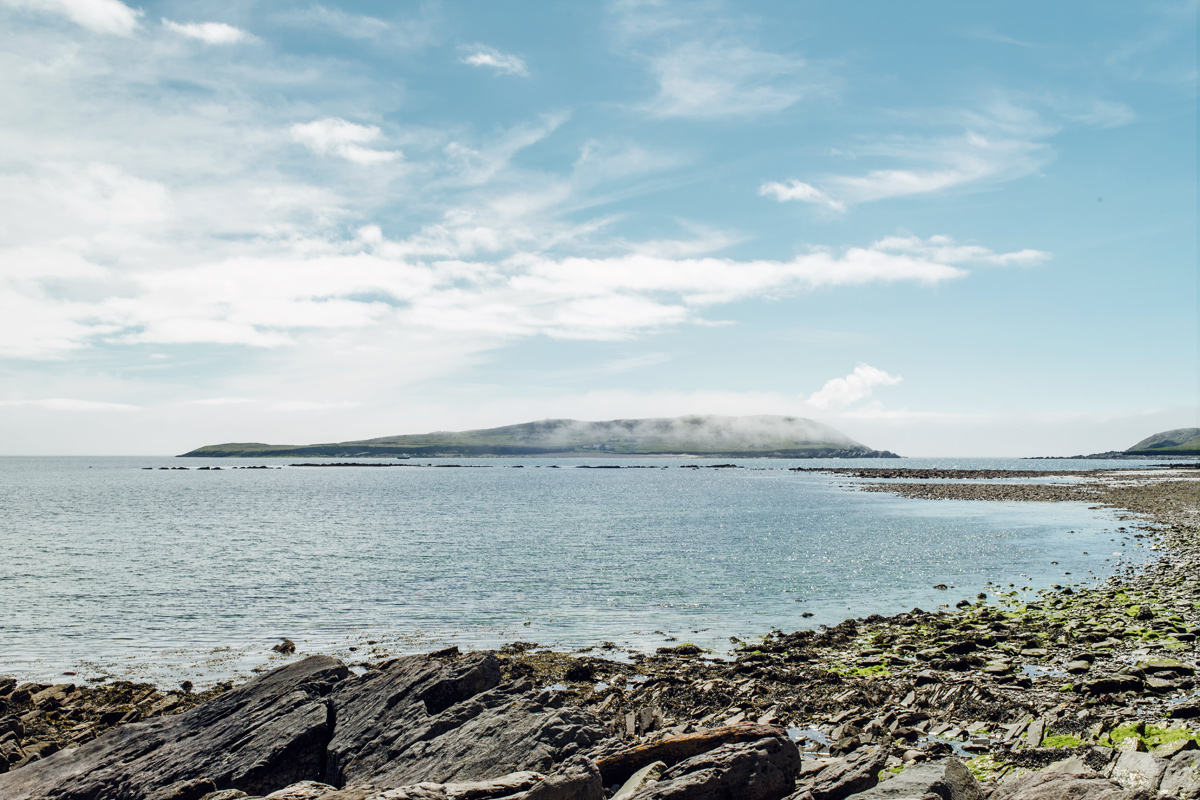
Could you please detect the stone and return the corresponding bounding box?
[263,781,339,799]
[988,771,1146,800]
[512,755,604,800]
[625,735,801,800]
[1064,661,1090,675]
[1155,738,1198,758]
[805,743,889,800]
[1169,702,1200,719]
[354,771,544,799]
[593,723,787,786]
[847,758,982,800]
[1136,656,1194,676]
[325,652,607,787]
[146,779,219,800]
[1160,750,1200,799]
[0,655,349,800]
[1081,675,1143,695]
[612,761,666,800]
[1107,749,1165,793]
[198,793,250,800]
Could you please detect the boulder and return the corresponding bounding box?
[989,771,1148,800]
[803,744,890,800]
[624,735,801,800]
[592,723,786,786]
[0,655,348,800]
[612,761,667,800]
[846,758,981,800]
[1160,750,1200,799]
[324,652,607,787]
[1107,749,1165,793]
[1081,675,1143,696]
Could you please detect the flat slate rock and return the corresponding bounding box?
[0,655,349,800]
[988,771,1147,800]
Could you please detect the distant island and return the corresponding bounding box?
[180,414,900,458]
[1032,426,1200,459]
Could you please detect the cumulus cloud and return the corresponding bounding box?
[873,234,1049,266]
[460,45,529,76]
[807,365,902,410]
[162,19,254,45]
[0,231,1044,357]
[4,0,141,34]
[290,118,401,165]
[759,179,845,211]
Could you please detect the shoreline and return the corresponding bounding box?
[2,466,1197,795]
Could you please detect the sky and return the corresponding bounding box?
[0,0,1196,457]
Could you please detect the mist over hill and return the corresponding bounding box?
[181,414,899,458]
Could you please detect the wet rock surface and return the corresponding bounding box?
[0,467,1197,799]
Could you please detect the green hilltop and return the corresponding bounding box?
[1125,427,1200,456]
[180,414,899,458]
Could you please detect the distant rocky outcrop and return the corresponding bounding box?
[180,415,900,459]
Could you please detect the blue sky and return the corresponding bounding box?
[0,0,1195,456]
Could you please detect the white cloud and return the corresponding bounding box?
[0,398,139,411]
[601,352,672,373]
[807,365,902,410]
[460,45,529,77]
[873,234,1049,267]
[4,0,141,35]
[290,118,401,165]
[162,19,254,45]
[647,41,808,118]
[759,179,845,212]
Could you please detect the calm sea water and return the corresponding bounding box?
[0,456,1163,685]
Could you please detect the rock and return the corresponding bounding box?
[359,771,544,799]
[514,755,604,800]
[0,655,348,800]
[625,735,801,800]
[325,652,607,787]
[1039,756,1098,777]
[830,736,862,757]
[1107,749,1165,793]
[272,639,297,655]
[146,780,221,800]
[847,757,982,800]
[612,761,666,800]
[1136,656,1194,676]
[593,723,787,786]
[198,792,250,800]
[1170,702,1200,719]
[1155,739,1198,758]
[988,771,1146,800]
[805,744,890,800]
[1160,750,1200,799]
[262,781,338,799]
[1081,675,1143,695]
[1064,661,1091,675]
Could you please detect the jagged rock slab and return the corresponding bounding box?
[1107,749,1166,793]
[846,758,981,800]
[0,656,348,800]
[592,723,785,786]
[625,735,801,800]
[325,652,607,787]
[1161,750,1200,799]
[802,744,890,800]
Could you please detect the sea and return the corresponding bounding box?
[0,455,1166,686]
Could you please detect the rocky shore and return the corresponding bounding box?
[1,467,1197,800]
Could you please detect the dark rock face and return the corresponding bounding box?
[591,723,786,787]
[326,652,607,787]
[625,734,801,800]
[804,744,890,800]
[0,653,609,800]
[847,758,981,800]
[0,656,348,800]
